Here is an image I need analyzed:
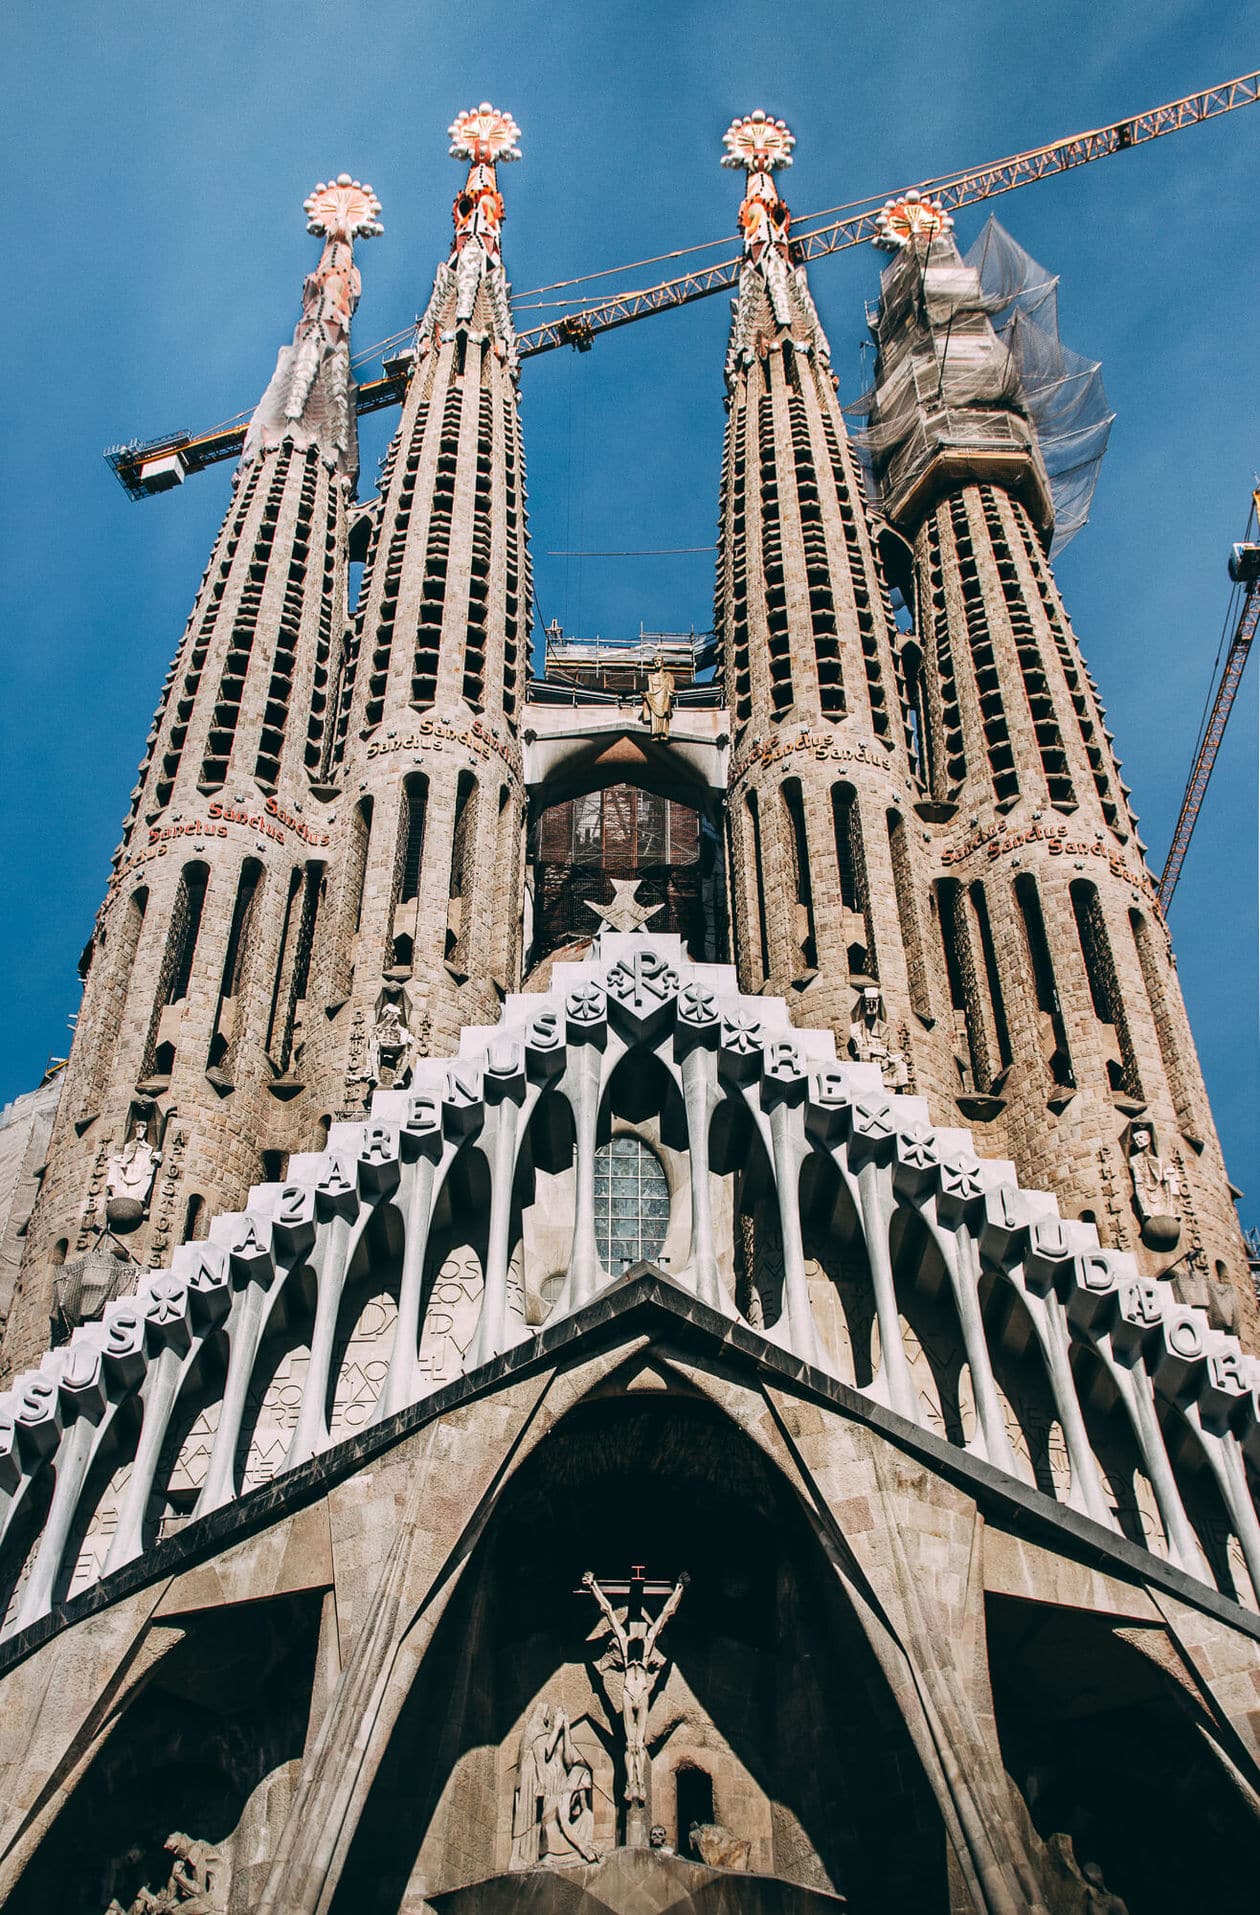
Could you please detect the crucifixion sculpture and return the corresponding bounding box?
[581,1568,688,1810]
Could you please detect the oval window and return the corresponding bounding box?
[593,1135,669,1272]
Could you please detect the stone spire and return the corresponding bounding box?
[862,201,1253,1336]
[5,181,381,1378]
[243,173,382,482]
[302,106,531,1112]
[714,114,938,1071]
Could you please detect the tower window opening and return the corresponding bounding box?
[447,773,478,964]
[1130,910,1195,1133]
[970,882,1012,1072]
[399,774,428,905]
[937,878,1000,1095]
[831,784,877,979]
[1015,874,1074,1089]
[746,791,771,983]
[139,863,208,1086]
[594,1136,669,1273]
[267,863,323,1073]
[888,811,931,1023]
[781,778,816,970]
[208,858,262,1077]
[1070,881,1142,1100]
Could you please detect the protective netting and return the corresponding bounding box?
[849,219,1113,553]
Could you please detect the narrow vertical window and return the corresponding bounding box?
[888,811,931,1022]
[140,863,208,1085]
[1130,910,1194,1131]
[831,784,877,980]
[399,775,428,904]
[745,791,771,983]
[969,882,1012,1073]
[207,858,263,1083]
[1070,881,1142,1100]
[937,878,1001,1096]
[781,779,816,969]
[268,864,323,1074]
[1015,874,1074,1089]
[446,773,478,966]
[79,886,147,1122]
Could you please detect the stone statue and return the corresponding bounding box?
[648,1825,674,1854]
[107,1831,227,1913]
[365,992,415,1090]
[848,987,909,1091]
[690,1823,751,1871]
[1127,1122,1182,1252]
[641,654,676,741]
[105,1122,162,1232]
[582,1570,688,1807]
[510,1703,599,1868]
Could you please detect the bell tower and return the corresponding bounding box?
[714,114,943,1099]
[304,105,532,1119]
[863,195,1252,1334]
[6,177,381,1377]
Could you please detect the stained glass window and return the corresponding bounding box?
[593,1135,670,1272]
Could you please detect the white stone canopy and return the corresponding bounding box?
[1,932,1258,1638]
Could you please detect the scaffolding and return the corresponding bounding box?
[533,623,719,701]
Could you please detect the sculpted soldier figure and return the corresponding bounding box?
[641,653,676,741]
[582,1570,688,1805]
[848,986,909,1091]
[365,993,415,1090]
[1127,1122,1183,1251]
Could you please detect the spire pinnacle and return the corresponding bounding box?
[721,111,826,378]
[417,104,522,369]
[872,190,954,251]
[243,174,382,477]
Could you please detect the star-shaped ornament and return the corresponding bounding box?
[591,879,666,935]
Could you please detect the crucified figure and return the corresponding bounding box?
[582,1570,688,1805]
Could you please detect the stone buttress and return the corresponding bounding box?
[861,195,1252,1339]
[6,180,383,1378]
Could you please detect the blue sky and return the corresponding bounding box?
[1,1,1256,1213]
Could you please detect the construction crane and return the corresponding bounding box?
[1157,492,1260,914]
[105,68,1259,500]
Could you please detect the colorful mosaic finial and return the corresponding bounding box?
[721,109,795,174]
[303,174,384,242]
[448,103,522,166]
[873,190,954,251]
[242,175,382,475]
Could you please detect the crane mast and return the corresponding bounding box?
[1157,494,1260,913]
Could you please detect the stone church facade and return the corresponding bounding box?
[0,107,1256,1914]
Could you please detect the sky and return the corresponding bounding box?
[1,1,1256,1217]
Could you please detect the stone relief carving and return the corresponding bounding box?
[104,1831,227,1913]
[510,1704,600,1868]
[583,1570,688,1814]
[105,1120,162,1232]
[1125,1121,1182,1252]
[847,987,909,1090]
